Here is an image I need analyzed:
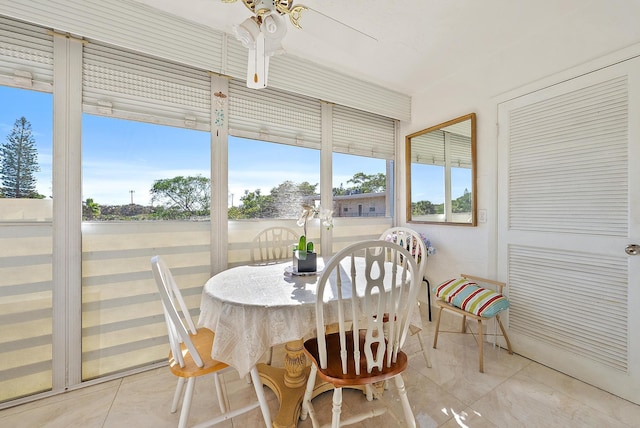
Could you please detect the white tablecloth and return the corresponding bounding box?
[198,258,421,378]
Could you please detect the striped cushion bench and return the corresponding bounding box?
[434,277,510,318]
[432,275,513,373]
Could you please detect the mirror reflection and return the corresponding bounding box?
[406,113,476,225]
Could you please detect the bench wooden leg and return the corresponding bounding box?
[496,314,513,354]
[433,306,444,349]
[433,299,512,374]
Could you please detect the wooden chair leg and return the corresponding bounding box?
[461,315,467,333]
[331,387,343,428]
[394,375,417,428]
[179,377,196,428]
[496,314,513,354]
[477,320,484,373]
[433,306,444,349]
[171,377,185,413]
[213,372,227,413]
[364,384,374,401]
[249,366,272,428]
[300,364,317,421]
[416,331,432,368]
[213,373,227,413]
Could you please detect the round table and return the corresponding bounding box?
[199,260,326,428]
[198,258,420,428]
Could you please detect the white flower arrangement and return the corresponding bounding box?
[385,231,436,263]
[419,232,437,256]
[295,203,333,252]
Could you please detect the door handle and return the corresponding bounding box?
[626,244,640,255]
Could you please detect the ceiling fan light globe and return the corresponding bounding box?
[263,14,277,33]
[261,13,287,42]
[233,17,261,48]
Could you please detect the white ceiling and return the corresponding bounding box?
[131,0,640,97]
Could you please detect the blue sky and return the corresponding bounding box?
[411,164,472,205]
[1,85,390,206]
[82,115,210,205]
[0,87,53,198]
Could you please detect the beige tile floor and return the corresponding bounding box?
[2,306,640,428]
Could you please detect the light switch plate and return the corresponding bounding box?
[478,209,487,223]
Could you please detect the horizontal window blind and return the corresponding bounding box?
[0,15,52,91]
[80,222,211,381]
[228,78,322,149]
[410,131,444,166]
[1,1,410,120]
[82,41,211,131]
[223,36,410,121]
[509,76,628,235]
[411,118,472,167]
[449,134,472,168]
[409,130,471,167]
[0,0,225,79]
[0,224,53,402]
[332,104,396,159]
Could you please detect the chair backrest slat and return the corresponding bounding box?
[315,240,420,374]
[380,227,428,280]
[251,227,299,264]
[379,227,428,364]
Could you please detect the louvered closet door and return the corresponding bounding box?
[497,57,640,404]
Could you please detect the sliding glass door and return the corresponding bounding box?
[0,87,54,402]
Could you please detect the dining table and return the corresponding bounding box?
[198,256,420,428]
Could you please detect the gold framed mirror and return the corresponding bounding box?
[406,113,477,225]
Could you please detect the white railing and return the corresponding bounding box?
[0,215,392,403]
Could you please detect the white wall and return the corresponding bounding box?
[401,0,640,287]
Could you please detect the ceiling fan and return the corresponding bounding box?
[222,0,308,88]
[223,0,307,28]
[222,0,378,89]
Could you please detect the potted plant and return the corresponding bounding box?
[292,203,332,273]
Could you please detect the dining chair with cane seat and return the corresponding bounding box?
[379,227,432,368]
[300,240,420,428]
[151,256,272,428]
[250,226,299,265]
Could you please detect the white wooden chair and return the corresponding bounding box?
[151,256,272,428]
[300,240,420,428]
[250,226,299,264]
[379,227,432,368]
[250,226,299,365]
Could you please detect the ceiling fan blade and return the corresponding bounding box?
[297,6,379,53]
